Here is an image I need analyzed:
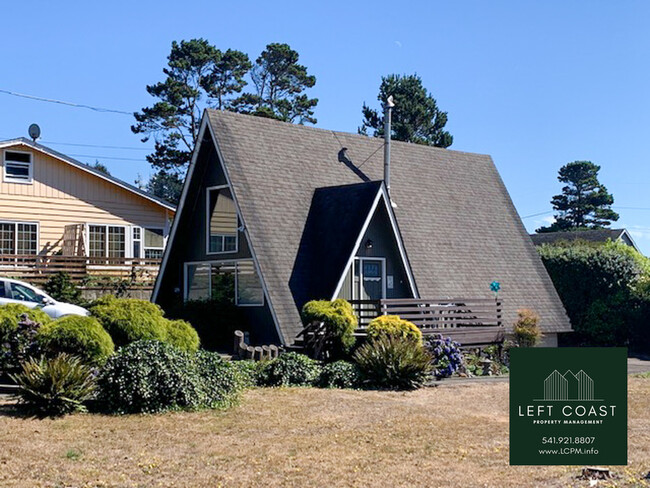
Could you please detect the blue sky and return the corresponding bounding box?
[1,1,649,253]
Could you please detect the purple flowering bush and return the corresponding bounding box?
[424,334,463,379]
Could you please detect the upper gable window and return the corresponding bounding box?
[207,186,238,254]
[3,151,33,184]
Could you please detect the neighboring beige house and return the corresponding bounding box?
[0,138,175,260]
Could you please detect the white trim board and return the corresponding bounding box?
[331,183,419,300]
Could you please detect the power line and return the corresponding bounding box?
[522,205,650,220]
[521,210,554,219]
[0,88,132,115]
[42,140,152,151]
[68,153,147,162]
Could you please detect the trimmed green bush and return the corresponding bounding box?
[318,360,362,389]
[354,335,432,390]
[165,319,200,353]
[11,353,96,416]
[366,315,422,343]
[97,341,204,414]
[258,352,322,387]
[512,309,543,348]
[0,305,51,373]
[301,299,357,359]
[0,304,51,341]
[37,315,114,365]
[90,296,168,347]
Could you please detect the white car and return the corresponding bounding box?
[0,278,90,319]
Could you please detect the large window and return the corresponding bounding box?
[3,151,33,184]
[207,187,237,254]
[0,222,38,254]
[88,225,126,258]
[185,260,263,306]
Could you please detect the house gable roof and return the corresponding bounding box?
[0,138,176,211]
[529,229,639,251]
[198,109,571,342]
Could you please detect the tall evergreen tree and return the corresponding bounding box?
[359,74,453,148]
[537,161,619,233]
[132,39,251,203]
[233,43,318,124]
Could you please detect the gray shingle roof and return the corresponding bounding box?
[207,110,571,343]
[530,229,626,246]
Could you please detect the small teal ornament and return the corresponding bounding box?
[490,280,501,298]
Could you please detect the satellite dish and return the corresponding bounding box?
[28,124,41,141]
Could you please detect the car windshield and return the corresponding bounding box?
[10,282,45,303]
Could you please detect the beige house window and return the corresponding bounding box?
[0,222,38,254]
[206,186,238,254]
[3,151,33,184]
[88,225,126,258]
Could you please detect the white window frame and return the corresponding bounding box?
[3,150,33,184]
[351,257,387,300]
[85,223,129,258]
[142,227,165,259]
[0,220,39,255]
[206,185,239,255]
[132,226,142,258]
[183,259,264,307]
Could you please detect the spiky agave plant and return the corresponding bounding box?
[11,353,96,416]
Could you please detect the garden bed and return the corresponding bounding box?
[1,378,648,487]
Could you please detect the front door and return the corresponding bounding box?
[353,258,385,300]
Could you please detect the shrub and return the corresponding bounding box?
[89,296,168,347]
[512,309,543,347]
[301,299,357,359]
[425,334,463,379]
[165,319,200,353]
[231,359,266,388]
[538,243,642,346]
[97,341,205,414]
[258,352,322,387]
[37,315,114,365]
[194,350,244,408]
[318,360,362,389]
[42,272,84,305]
[0,303,51,341]
[0,307,49,373]
[366,315,422,343]
[11,353,96,416]
[354,335,432,390]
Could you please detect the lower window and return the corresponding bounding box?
[185,260,263,306]
[0,222,38,254]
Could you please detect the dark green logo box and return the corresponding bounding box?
[509,347,627,465]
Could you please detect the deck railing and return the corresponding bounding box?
[349,297,505,347]
[0,254,162,286]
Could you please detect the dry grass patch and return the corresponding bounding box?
[0,378,648,487]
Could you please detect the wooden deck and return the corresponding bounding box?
[350,298,505,347]
[0,254,161,286]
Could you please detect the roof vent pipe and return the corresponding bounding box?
[383,95,395,197]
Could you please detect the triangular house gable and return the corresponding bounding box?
[289,181,417,311]
[155,109,572,347]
